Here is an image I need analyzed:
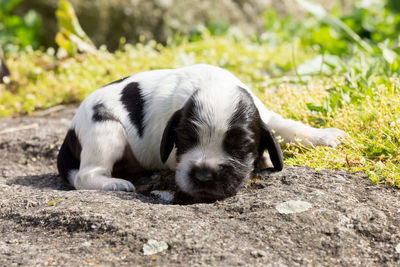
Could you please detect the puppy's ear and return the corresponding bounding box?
[259,122,284,171]
[160,108,183,163]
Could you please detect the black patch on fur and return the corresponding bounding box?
[224,89,259,161]
[160,108,183,163]
[224,127,256,159]
[92,103,118,122]
[175,95,200,156]
[120,82,146,137]
[160,92,201,163]
[224,87,283,172]
[105,76,129,87]
[57,129,82,182]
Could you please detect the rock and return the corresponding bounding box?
[15,0,268,50]
[0,106,399,265]
[276,200,312,214]
[143,239,169,255]
[16,0,356,51]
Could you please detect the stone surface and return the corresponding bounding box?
[1,106,399,266]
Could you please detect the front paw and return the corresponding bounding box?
[101,178,136,192]
[311,128,347,148]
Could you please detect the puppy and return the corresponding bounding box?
[57,64,345,202]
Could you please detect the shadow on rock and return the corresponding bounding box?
[6,171,178,205]
[6,173,73,190]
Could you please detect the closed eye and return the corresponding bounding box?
[176,123,199,152]
[223,127,256,157]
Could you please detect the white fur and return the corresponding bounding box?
[66,64,346,191]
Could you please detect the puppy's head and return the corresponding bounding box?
[160,88,283,203]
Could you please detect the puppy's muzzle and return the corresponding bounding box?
[189,165,216,185]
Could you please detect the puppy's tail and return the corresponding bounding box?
[57,129,81,183]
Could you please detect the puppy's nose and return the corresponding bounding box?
[193,168,214,182]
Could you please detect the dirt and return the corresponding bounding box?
[0,106,399,266]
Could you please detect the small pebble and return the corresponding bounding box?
[143,239,168,255]
[396,243,400,254]
[82,241,92,247]
[250,250,266,258]
[276,200,312,214]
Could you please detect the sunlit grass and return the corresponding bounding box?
[0,35,312,116]
[257,76,400,187]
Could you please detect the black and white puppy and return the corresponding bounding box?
[57,64,345,202]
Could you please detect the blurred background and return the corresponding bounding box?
[3,0,359,51]
[1,0,399,52]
